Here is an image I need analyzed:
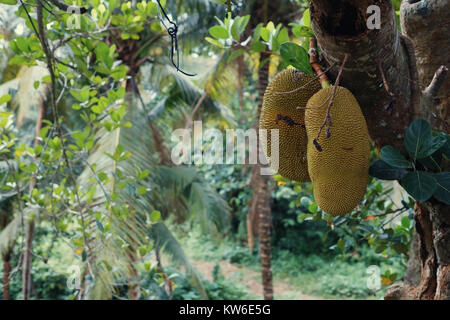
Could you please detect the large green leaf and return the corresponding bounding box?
[292,25,315,38]
[380,145,412,168]
[418,150,442,171]
[279,42,312,74]
[0,0,17,4]
[404,119,447,160]
[442,135,450,158]
[401,171,437,202]
[302,8,311,27]
[369,160,409,180]
[209,25,228,39]
[433,173,450,205]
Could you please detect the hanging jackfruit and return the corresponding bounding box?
[260,69,321,182]
[305,86,370,215]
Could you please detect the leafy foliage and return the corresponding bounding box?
[370,119,449,204]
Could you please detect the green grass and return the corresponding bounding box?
[180,229,406,300]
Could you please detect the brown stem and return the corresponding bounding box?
[314,53,349,147]
[309,37,330,86]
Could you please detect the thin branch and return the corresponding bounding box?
[35,0,92,278]
[46,0,87,14]
[309,37,330,86]
[377,58,395,97]
[272,63,336,96]
[314,53,350,150]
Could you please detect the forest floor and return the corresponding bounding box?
[191,259,325,300]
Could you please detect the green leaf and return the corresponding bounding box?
[405,119,447,160]
[0,94,11,104]
[380,145,413,168]
[250,41,266,53]
[392,243,409,255]
[433,172,450,205]
[302,8,311,28]
[401,216,410,228]
[418,150,442,171]
[300,197,311,207]
[231,15,250,40]
[260,27,270,42]
[337,238,345,250]
[0,0,17,4]
[95,42,113,68]
[209,25,228,39]
[292,25,315,38]
[236,15,250,35]
[253,23,263,40]
[227,49,245,63]
[308,202,318,213]
[369,160,409,180]
[401,171,437,202]
[137,186,147,195]
[279,42,312,74]
[205,37,224,48]
[276,27,289,45]
[150,210,161,223]
[441,135,450,158]
[95,219,104,231]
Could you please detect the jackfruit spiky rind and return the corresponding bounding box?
[260,69,321,182]
[305,86,370,216]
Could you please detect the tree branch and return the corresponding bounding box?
[45,0,88,14]
[423,66,448,100]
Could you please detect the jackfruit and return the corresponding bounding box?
[305,86,370,215]
[260,69,321,182]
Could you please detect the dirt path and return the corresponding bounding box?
[191,259,324,300]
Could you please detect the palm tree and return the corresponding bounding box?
[240,0,302,300]
[0,0,234,300]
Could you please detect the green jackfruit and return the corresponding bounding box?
[305,86,370,216]
[260,69,321,182]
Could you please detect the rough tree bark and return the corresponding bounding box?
[246,0,302,299]
[309,0,449,300]
[252,51,274,300]
[1,207,12,300]
[2,250,11,300]
[22,101,45,300]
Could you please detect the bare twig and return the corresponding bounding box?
[46,0,87,14]
[377,58,395,97]
[314,53,350,148]
[273,63,337,96]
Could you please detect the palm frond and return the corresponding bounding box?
[0,211,25,258]
[152,222,208,299]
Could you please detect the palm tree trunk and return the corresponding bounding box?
[126,248,140,300]
[22,102,45,300]
[22,221,34,300]
[2,251,11,300]
[249,51,273,300]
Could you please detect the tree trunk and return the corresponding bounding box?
[22,221,34,300]
[309,0,449,300]
[2,251,11,300]
[21,101,45,300]
[249,51,274,300]
[126,248,140,300]
[400,0,449,130]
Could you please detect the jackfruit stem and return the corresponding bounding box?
[309,38,331,88]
